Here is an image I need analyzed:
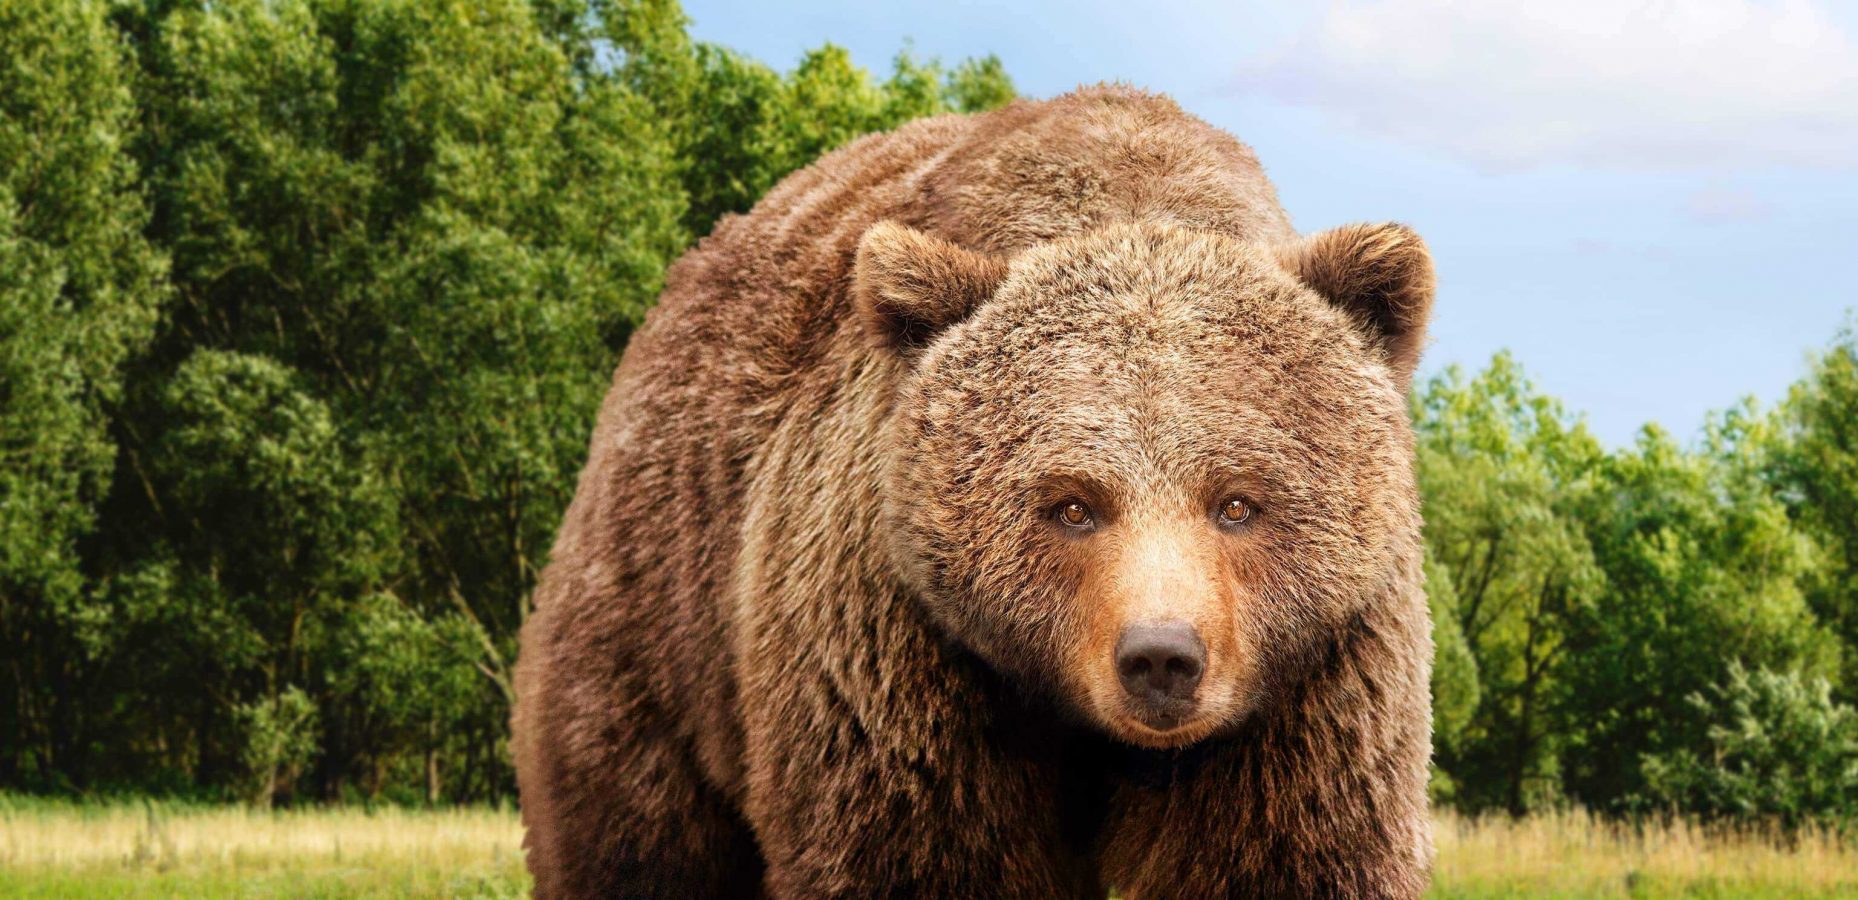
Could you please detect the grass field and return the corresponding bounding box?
[4,797,1857,898]
[1431,810,1858,899]
[0,797,526,898]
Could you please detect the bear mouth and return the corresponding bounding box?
[1103,683,1260,748]
[1114,699,1208,745]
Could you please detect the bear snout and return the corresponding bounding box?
[1114,621,1206,718]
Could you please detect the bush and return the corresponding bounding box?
[1639,661,1858,829]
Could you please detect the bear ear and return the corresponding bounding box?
[1276,223,1436,387]
[854,221,1008,350]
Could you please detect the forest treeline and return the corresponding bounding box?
[4,0,1856,826]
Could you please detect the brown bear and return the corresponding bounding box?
[512,85,1436,898]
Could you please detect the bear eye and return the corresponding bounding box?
[1054,500,1096,530]
[1217,497,1255,527]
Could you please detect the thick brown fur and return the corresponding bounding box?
[513,85,1436,899]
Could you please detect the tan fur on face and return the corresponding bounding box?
[1069,511,1254,748]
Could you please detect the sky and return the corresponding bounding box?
[683,0,1858,446]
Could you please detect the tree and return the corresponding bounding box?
[1417,353,1842,816]
[1424,547,1482,805]
[1776,318,1858,688]
[0,0,167,789]
[234,687,319,809]
[322,593,482,804]
[1640,661,1858,829]
[89,0,693,799]
[1413,353,1606,814]
[602,0,1017,236]
[138,350,396,803]
[945,56,1017,114]
[1557,410,1837,811]
[0,0,1018,802]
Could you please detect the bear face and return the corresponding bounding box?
[859,220,1432,749]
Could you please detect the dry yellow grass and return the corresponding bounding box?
[0,800,529,897]
[1,802,519,871]
[4,800,1858,897]
[1432,808,1858,898]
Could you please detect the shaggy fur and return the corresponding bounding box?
[513,85,1436,898]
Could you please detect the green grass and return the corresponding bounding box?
[3,798,1855,897]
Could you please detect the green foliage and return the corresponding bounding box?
[1417,353,1842,820]
[1640,662,1858,828]
[1415,354,1607,813]
[1557,411,1836,811]
[1776,318,1858,685]
[1,0,1015,803]
[0,0,167,789]
[945,55,1018,113]
[603,0,1015,234]
[323,594,484,802]
[1425,548,1481,805]
[233,687,320,809]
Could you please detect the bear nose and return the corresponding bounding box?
[1115,622,1206,709]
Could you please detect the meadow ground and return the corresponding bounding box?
[3,797,1856,898]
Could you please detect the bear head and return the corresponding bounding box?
[855,219,1432,748]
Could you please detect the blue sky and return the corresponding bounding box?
[684,0,1857,445]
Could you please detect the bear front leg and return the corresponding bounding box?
[515,575,762,899]
[737,583,1100,898]
[1099,614,1434,899]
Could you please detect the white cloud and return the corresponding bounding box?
[1234,0,1858,170]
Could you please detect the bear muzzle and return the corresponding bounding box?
[1114,621,1207,728]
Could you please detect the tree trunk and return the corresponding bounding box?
[426,716,441,804]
